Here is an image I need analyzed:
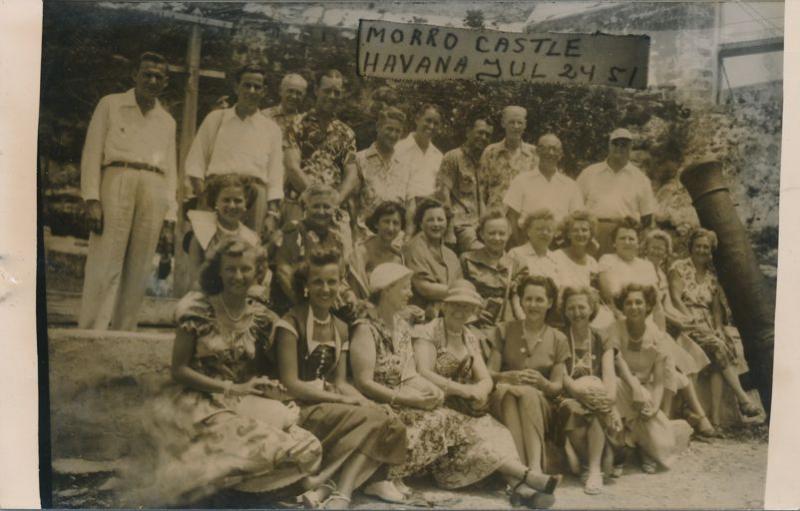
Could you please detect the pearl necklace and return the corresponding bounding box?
[221,297,247,322]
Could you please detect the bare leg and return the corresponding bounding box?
[336,453,380,499]
[500,394,528,465]
[566,426,588,468]
[586,419,605,475]
[710,371,724,426]
[680,381,709,418]
[517,394,545,473]
[721,365,754,404]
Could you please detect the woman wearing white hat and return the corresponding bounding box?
[413,279,562,506]
[352,262,560,506]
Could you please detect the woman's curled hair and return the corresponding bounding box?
[199,237,267,295]
[291,246,344,301]
[613,282,658,314]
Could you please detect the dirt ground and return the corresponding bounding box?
[53,430,767,509]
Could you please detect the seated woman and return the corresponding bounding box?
[272,183,357,318]
[552,210,598,291]
[488,275,569,476]
[133,238,322,506]
[668,228,759,426]
[402,197,462,320]
[459,209,514,355]
[643,230,715,436]
[607,283,678,474]
[349,265,558,507]
[414,279,562,507]
[595,217,663,329]
[184,174,261,288]
[556,286,621,495]
[273,247,407,509]
[348,200,405,300]
[507,209,562,321]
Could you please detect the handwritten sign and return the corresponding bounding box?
[357,20,650,89]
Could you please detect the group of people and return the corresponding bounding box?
[77,53,760,507]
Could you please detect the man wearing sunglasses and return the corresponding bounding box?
[185,64,284,237]
[576,128,657,255]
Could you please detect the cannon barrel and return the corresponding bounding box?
[680,160,774,414]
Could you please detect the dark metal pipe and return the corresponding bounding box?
[680,159,774,415]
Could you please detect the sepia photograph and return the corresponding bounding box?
[36,1,783,508]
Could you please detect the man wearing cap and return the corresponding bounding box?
[503,133,584,246]
[435,117,494,253]
[479,105,538,209]
[185,64,284,237]
[78,52,177,331]
[262,73,308,137]
[576,128,656,255]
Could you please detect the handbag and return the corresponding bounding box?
[444,355,490,417]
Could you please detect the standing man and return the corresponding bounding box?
[504,133,583,246]
[282,70,358,231]
[577,128,657,254]
[78,52,177,331]
[479,105,538,209]
[435,117,494,252]
[185,64,283,237]
[348,106,412,235]
[262,72,308,136]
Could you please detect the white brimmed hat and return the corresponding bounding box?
[368,262,413,294]
[443,280,483,307]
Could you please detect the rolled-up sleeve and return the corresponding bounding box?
[80,95,111,202]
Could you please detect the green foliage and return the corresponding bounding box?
[464,9,486,29]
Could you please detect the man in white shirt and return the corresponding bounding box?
[576,128,657,255]
[185,64,283,236]
[504,133,583,245]
[78,52,177,331]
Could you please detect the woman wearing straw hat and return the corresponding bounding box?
[414,279,562,507]
[350,265,560,507]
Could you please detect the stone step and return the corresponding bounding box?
[48,328,173,461]
[46,290,178,326]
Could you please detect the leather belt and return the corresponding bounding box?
[104,161,164,175]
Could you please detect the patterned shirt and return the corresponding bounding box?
[436,146,484,227]
[284,108,357,194]
[262,104,304,139]
[354,143,412,222]
[479,139,538,208]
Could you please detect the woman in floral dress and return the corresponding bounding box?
[668,228,759,427]
[273,247,407,509]
[130,238,322,506]
[414,279,562,506]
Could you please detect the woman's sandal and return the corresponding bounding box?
[299,480,336,508]
[641,460,657,474]
[739,399,761,418]
[509,469,561,509]
[321,492,351,510]
[583,471,603,495]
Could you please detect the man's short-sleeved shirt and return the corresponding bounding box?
[479,139,538,208]
[503,167,584,223]
[395,133,443,199]
[262,104,303,139]
[284,109,357,191]
[354,143,411,222]
[436,146,484,227]
[576,161,656,220]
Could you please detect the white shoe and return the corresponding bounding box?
[392,478,413,497]
[363,480,408,504]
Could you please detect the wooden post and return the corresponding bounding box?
[174,24,202,297]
